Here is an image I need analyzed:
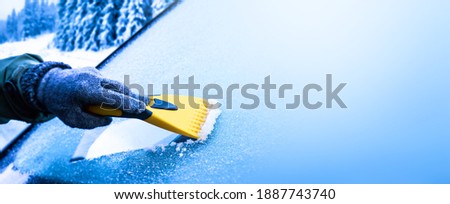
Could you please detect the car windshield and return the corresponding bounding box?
[1,0,450,184]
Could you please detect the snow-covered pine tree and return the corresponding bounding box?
[0,19,7,43]
[54,0,68,49]
[73,0,88,49]
[22,0,39,39]
[65,0,80,51]
[39,0,57,33]
[116,0,152,45]
[6,14,13,41]
[98,0,124,48]
[39,0,47,32]
[46,3,58,32]
[126,0,152,37]
[83,0,107,51]
[32,0,41,36]
[86,25,100,51]
[0,33,7,44]
[115,0,131,45]
[55,0,78,51]
[6,9,19,41]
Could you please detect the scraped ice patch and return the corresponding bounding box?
[0,164,29,184]
[83,119,178,160]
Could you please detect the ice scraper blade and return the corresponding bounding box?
[86,95,219,140]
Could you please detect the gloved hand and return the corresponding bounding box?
[36,67,149,129]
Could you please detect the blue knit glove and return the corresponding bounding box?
[35,67,149,129]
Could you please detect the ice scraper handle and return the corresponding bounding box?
[86,105,153,120]
[86,97,179,120]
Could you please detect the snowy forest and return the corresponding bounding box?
[56,0,155,51]
[0,0,172,51]
[0,0,57,43]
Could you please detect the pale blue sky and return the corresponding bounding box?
[0,0,59,20]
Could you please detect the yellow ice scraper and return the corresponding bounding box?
[86,95,220,140]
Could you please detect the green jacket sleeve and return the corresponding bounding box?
[0,53,55,124]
